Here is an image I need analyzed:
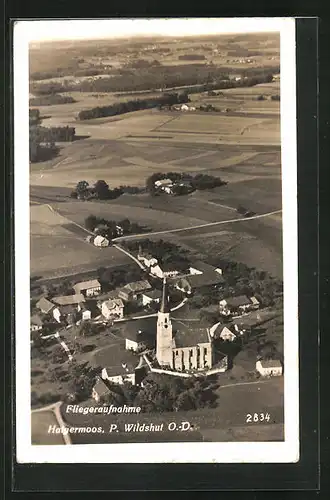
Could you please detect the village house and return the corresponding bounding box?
[73,279,101,297]
[141,289,162,307]
[79,304,92,321]
[137,249,158,268]
[209,323,237,342]
[150,262,179,279]
[124,329,147,353]
[51,294,85,323]
[219,295,260,316]
[92,343,144,385]
[92,377,111,403]
[30,314,43,332]
[93,235,109,247]
[36,297,55,315]
[101,298,124,320]
[174,260,224,293]
[256,359,283,377]
[53,304,78,324]
[121,280,152,301]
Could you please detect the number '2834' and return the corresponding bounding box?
[246,413,271,423]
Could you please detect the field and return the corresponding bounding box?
[31,410,66,445]
[30,87,282,276]
[30,203,132,277]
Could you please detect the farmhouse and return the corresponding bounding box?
[256,359,283,377]
[137,249,158,268]
[53,304,79,325]
[219,295,260,316]
[79,304,92,321]
[30,314,43,332]
[209,323,237,342]
[101,298,124,320]
[150,262,179,279]
[154,178,173,189]
[121,280,152,300]
[93,235,109,247]
[73,279,101,297]
[92,377,111,403]
[92,343,144,385]
[52,294,85,306]
[141,289,162,306]
[124,329,148,353]
[36,297,55,315]
[174,260,224,293]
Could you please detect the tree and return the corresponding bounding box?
[78,321,99,337]
[119,218,131,234]
[76,180,89,196]
[85,215,98,231]
[67,361,100,402]
[94,180,110,199]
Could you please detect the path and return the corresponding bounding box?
[32,401,72,445]
[113,209,282,242]
[112,243,145,269]
[41,331,73,362]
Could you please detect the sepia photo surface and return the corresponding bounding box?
[15,18,299,463]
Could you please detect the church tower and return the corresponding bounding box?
[156,277,173,367]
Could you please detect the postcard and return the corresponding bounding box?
[14,17,299,463]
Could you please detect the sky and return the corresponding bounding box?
[14,18,288,43]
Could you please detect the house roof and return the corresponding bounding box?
[59,304,78,315]
[36,297,55,314]
[103,298,124,310]
[123,280,152,293]
[92,343,140,376]
[259,359,282,368]
[189,260,219,274]
[52,294,85,306]
[224,295,251,308]
[143,289,162,300]
[31,314,43,326]
[172,321,210,348]
[155,178,173,187]
[73,280,101,292]
[93,377,111,397]
[186,271,224,289]
[210,323,236,339]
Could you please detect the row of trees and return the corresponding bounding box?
[33,125,76,143]
[99,373,218,412]
[71,180,122,201]
[84,214,146,239]
[29,94,76,106]
[96,266,144,292]
[77,92,189,120]
[178,54,206,61]
[30,63,277,96]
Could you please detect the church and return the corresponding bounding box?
[156,278,215,372]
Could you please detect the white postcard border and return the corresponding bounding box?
[14,17,299,463]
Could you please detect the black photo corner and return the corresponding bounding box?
[3,9,326,494]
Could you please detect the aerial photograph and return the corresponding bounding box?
[28,21,284,446]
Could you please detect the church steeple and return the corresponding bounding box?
[156,276,173,367]
[160,277,170,313]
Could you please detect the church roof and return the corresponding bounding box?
[172,322,210,348]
